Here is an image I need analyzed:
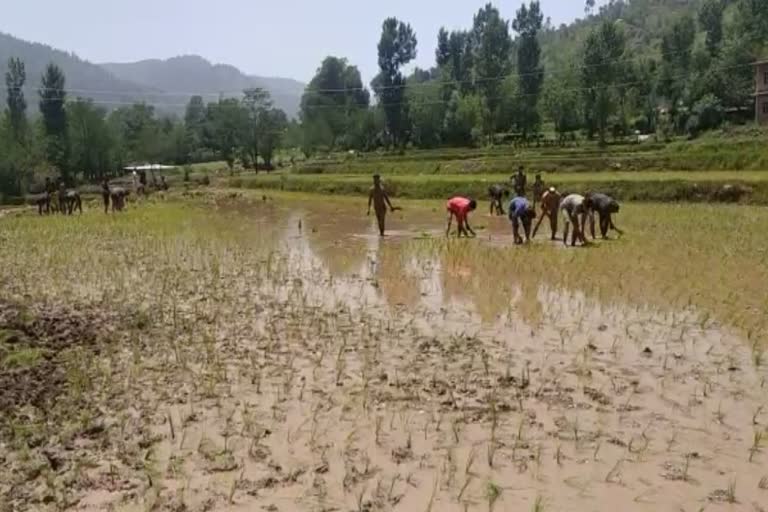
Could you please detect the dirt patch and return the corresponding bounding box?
[0,300,119,416]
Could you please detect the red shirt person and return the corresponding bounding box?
[445,196,478,237]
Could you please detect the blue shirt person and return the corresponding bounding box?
[508,196,536,244]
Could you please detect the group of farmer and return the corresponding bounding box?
[36,170,169,216]
[36,177,82,216]
[368,166,622,246]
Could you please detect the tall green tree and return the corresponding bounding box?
[205,98,247,173]
[300,57,370,150]
[698,0,726,56]
[257,107,288,168]
[5,58,27,143]
[435,29,474,97]
[68,99,114,181]
[39,63,69,182]
[581,20,626,145]
[472,3,512,141]
[513,1,544,139]
[242,87,272,171]
[184,95,207,152]
[658,15,696,110]
[372,17,417,148]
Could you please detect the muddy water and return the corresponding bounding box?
[140,197,765,512]
[14,196,762,512]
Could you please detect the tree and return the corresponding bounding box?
[300,57,370,150]
[242,87,272,171]
[407,78,444,148]
[443,91,483,146]
[513,1,544,139]
[473,3,512,141]
[585,0,596,17]
[184,95,207,153]
[39,63,69,182]
[582,20,626,145]
[373,18,417,148]
[257,107,288,168]
[68,99,114,181]
[205,98,247,173]
[658,15,696,111]
[699,0,726,56]
[542,77,581,141]
[5,58,27,143]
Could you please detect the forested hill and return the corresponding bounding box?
[101,56,305,118]
[541,0,733,69]
[0,32,304,118]
[0,32,154,111]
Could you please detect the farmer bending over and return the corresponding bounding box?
[509,196,536,244]
[560,193,592,247]
[488,184,508,216]
[367,174,397,236]
[585,192,623,239]
[532,187,561,240]
[446,196,477,238]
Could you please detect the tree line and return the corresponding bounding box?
[298,0,768,152]
[0,61,289,199]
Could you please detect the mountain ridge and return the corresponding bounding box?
[0,32,304,117]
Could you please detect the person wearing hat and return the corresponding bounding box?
[531,187,562,241]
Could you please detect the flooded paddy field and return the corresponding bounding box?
[1,191,767,511]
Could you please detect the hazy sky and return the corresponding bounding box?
[4,0,597,85]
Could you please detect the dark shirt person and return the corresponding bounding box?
[512,167,527,197]
[488,184,508,216]
[585,192,623,239]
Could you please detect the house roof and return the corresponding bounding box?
[755,59,768,66]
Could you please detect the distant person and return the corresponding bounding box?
[111,187,128,212]
[138,170,147,196]
[446,196,477,238]
[64,189,82,215]
[367,174,397,236]
[44,177,56,214]
[160,176,169,191]
[532,173,545,209]
[101,179,111,214]
[57,181,67,215]
[512,166,527,197]
[585,192,623,239]
[532,187,562,240]
[508,196,536,244]
[560,193,592,247]
[488,184,508,216]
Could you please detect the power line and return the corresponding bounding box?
[14,61,756,112]
[14,45,697,97]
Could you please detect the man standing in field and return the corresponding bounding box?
[512,166,527,197]
[367,174,397,236]
[446,196,478,238]
[532,173,545,209]
[560,193,592,247]
[585,192,623,239]
[508,196,536,244]
[488,184,508,216]
[532,187,562,240]
[101,179,111,214]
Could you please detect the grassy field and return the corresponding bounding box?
[1,191,767,511]
[228,171,768,203]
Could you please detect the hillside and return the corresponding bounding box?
[540,0,720,69]
[101,56,305,118]
[0,32,155,112]
[0,33,304,118]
